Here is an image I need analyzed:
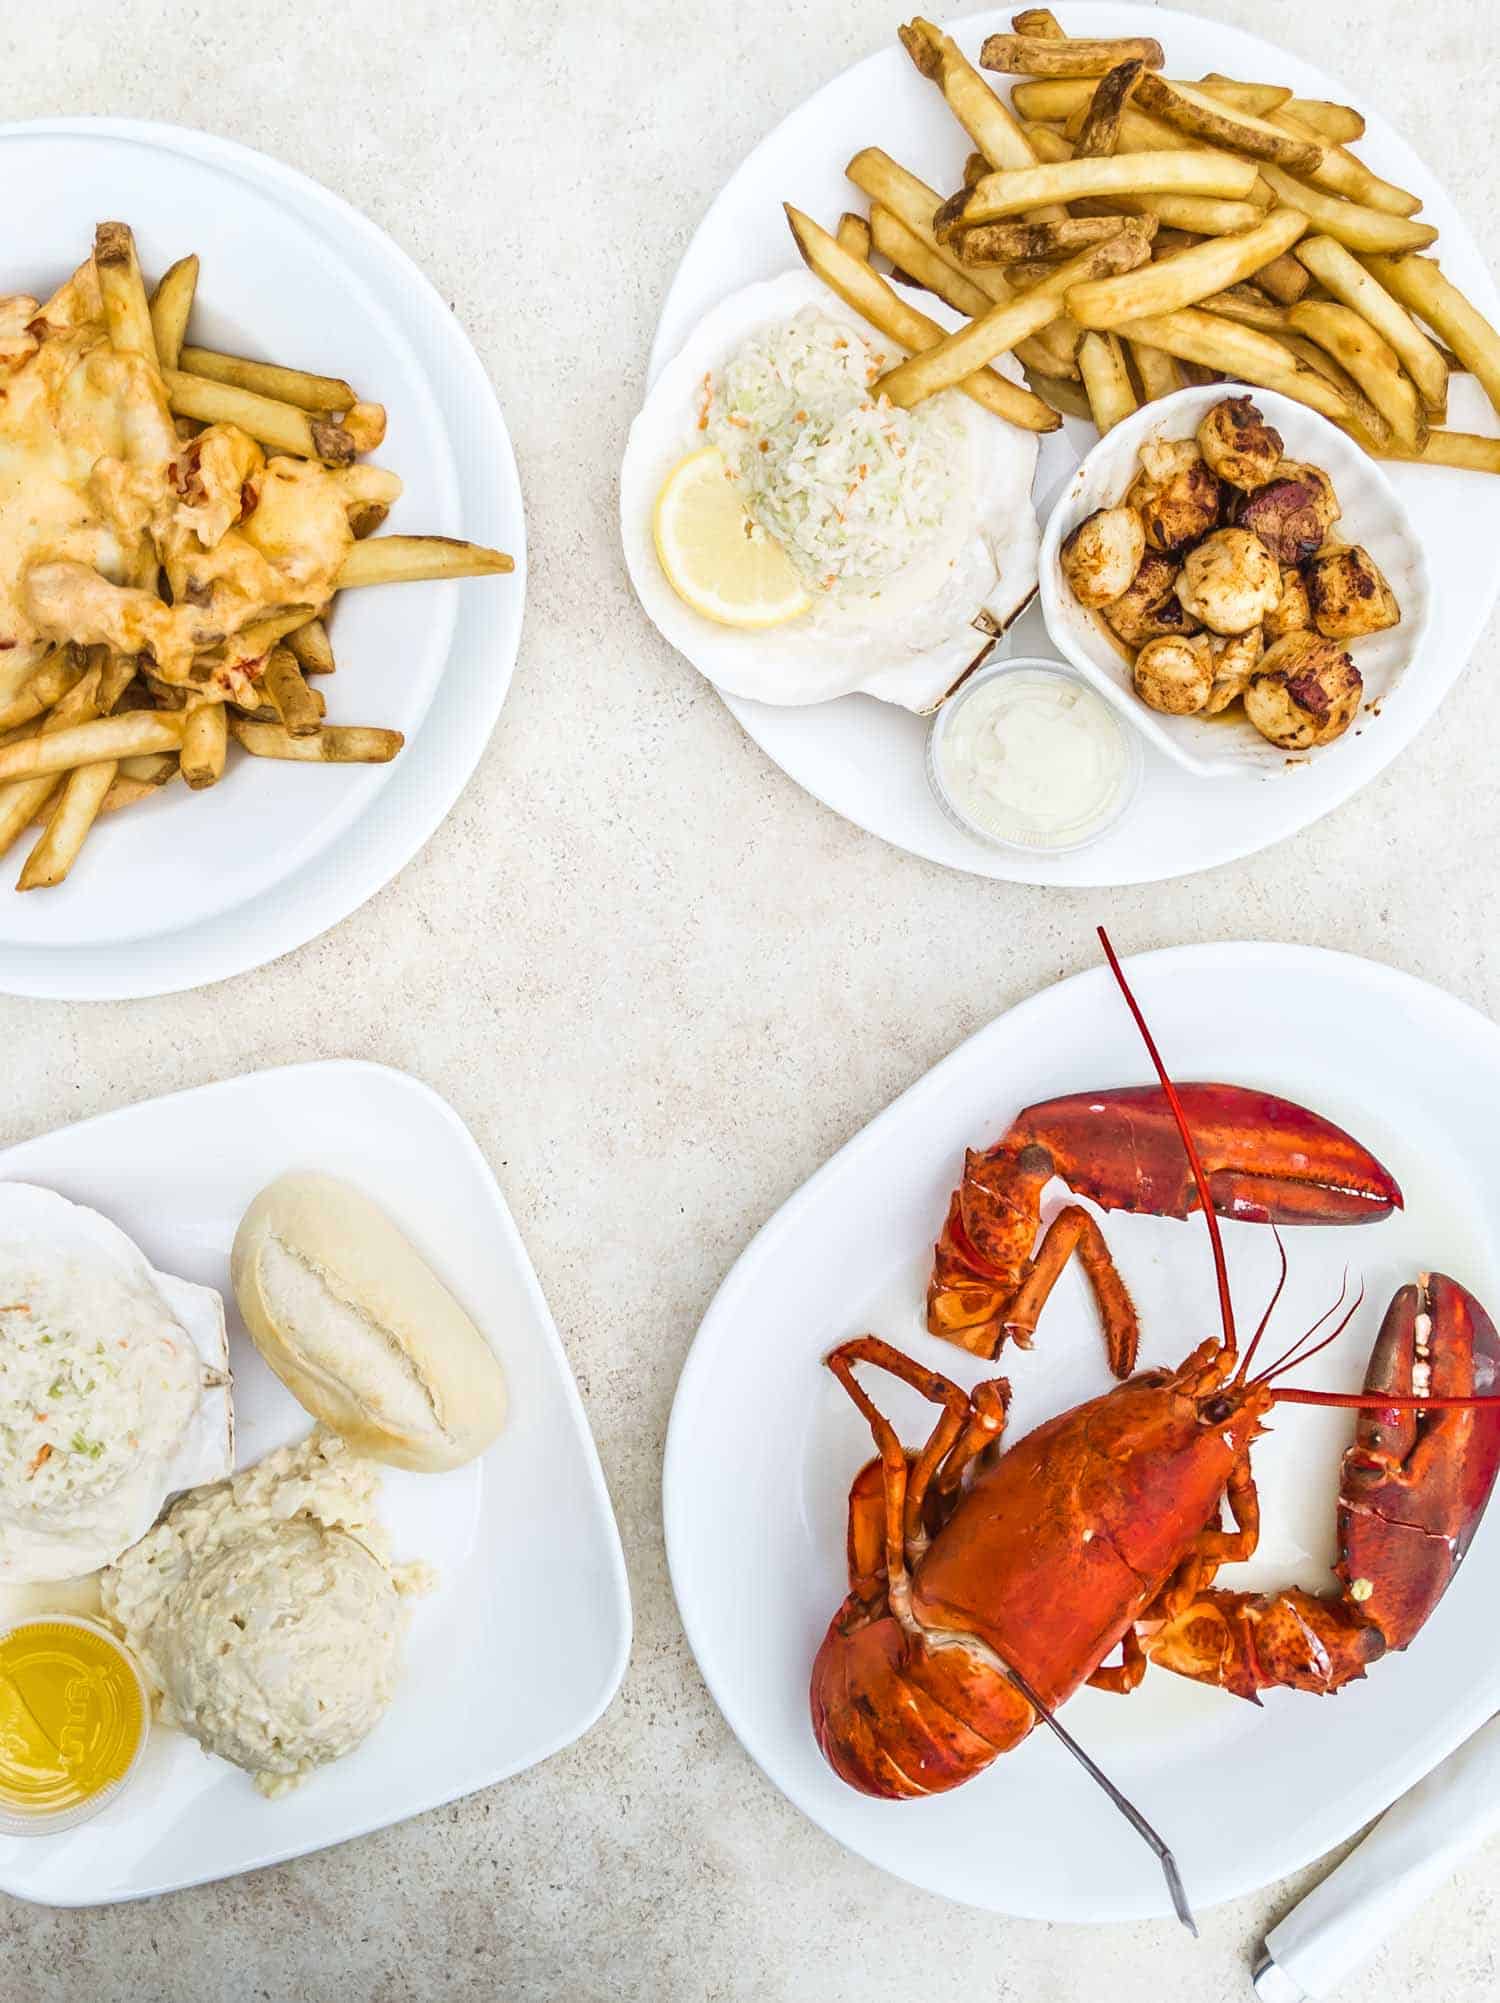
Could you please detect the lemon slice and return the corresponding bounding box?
[653,447,811,629]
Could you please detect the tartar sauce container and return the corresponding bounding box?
[928,658,1140,853]
[0,1614,150,1835]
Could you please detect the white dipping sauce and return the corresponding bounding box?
[933,668,1131,848]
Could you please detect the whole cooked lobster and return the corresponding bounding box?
[811,935,1500,1809]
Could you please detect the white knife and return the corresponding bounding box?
[1252,1714,1500,2000]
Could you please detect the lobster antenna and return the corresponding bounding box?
[1000,1656,1197,1935]
[1097,928,1237,1359]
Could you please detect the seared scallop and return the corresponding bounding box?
[1204,627,1264,714]
[1196,396,1283,490]
[1133,633,1215,715]
[1232,461,1341,565]
[1061,506,1146,608]
[1264,565,1312,638]
[1244,631,1363,750]
[1174,528,1282,635]
[1101,552,1201,648]
[1304,544,1401,640]
[1126,439,1222,552]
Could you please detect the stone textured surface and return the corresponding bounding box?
[2,1,1499,1997]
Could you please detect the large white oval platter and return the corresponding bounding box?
[664,942,1500,1918]
[645,6,1500,886]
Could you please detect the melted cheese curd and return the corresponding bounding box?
[0,259,398,706]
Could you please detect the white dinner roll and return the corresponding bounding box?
[230,1174,507,1471]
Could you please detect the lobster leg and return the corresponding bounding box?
[1087,1624,1147,1695]
[1005,1206,1138,1376]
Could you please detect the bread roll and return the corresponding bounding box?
[230,1174,506,1471]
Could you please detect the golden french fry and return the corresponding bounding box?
[342,402,386,453]
[1102,103,1275,207]
[1256,167,1437,253]
[179,702,228,789]
[230,721,403,763]
[1266,111,1420,218]
[1011,9,1064,35]
[878,228,1151,406]
[285,616,335,675]
[117,751,179,786]
[1078,331,1137,430]
[1022,364,1094,419]
[164,369,357,462]
[835,213,871,260]
[19,761,117,891]
[1073,60,1146,158]
[1294,236,1448,416]
[1132,75,1322,172]
[98,775,167,815]
[1288,300,1427,449]
[94,222,159,366]
[1066,207,1307,329]
[954,216,1130,265]
[1284,99,1364,144]
[1361,254,1500,418]
[1370,431,1500,473]
[789,207,1060,432]
[0,667,110,855]
[900,18,1044,171]
[149,255,198,372]
[1114,307,1385,434]
[1195,75,1293,116]
[336,535,513,589]
[1203,285,1289,332]
[0,713,184,785]
[962,150,1258,225]
[979,32,1164,78]
[1128,338,1185,401]
[1011,78,1097,122]
[0,649,87,732]
[1250,250,1311,305]
[1081,192,1268,236]
[261,646,322,737]
[177,346,356,413]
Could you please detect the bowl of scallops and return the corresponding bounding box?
[1038,386,1431,779]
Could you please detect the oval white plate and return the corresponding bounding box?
[664,942,1500,1920]
[0,121,525,998]
[645,5,1500,885]
[1039,386,1432,778]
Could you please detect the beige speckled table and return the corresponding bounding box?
[2,2,1499,1997]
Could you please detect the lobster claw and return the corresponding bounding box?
[1012,1083,1403,1226]
[1338,1274,1500,1649]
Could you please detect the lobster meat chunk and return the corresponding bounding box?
[929,1082,1403,1364]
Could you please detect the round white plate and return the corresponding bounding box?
[664,942,1500,1919]
[0,120,525,998]
[645,6,1500,885]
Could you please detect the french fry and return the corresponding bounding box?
[878,228,1152,406]
[1114,307,1384,433]
[1361,254,1500,417]
[954,216,1130,265]
[963,152,991,189]
[1203,285,1290,333]
[117,751,179,786]
[1022,365,1093,419]
[177,346,356,414]
[19,762,117,891]
[230,721,403,763]
[93,222,159,367]
[149,255,198,372]
[1127,339,1185,401]
[1099,104,1276,207]
[1082,193,1267,236]
[1132,75,1322,173]
[164,369,357,463]
[0,713,184,786]
[0,649,87,733]
[1284,99,1364,144]
[959,151,1258,225]
[179,702,227,789]
[285,616,335,675]
[1371,431,1500,474]
[1250,250,1311,305]
[789,207,1060,432]
[1195,75,1293,117]
[1078,331,1138,430]
[336,535,514,589]
[1256,167,1437,253]
[261,646,321,736]
[845,151,1080,374]
[342,402,387,453]
[1066,207,1307,329]
[1011,9,1064,35]
[900,18,1045,170]
[0,669,105,856]
[979,33,1165,78]
[1012,78,1099,122]
[98,775,167,815]
[1073,60,1146,158]
[1294,236,1449,416]
[1287,300,1427,449]
[836,213,871,259]
[1267,111,1420,218]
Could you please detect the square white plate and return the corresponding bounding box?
[0,1062,629,1906]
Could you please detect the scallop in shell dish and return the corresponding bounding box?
[620,269,1041,711]
[0,1183,232,1584]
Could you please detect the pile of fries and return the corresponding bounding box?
[786,11,1500,471]
[0,222,511,892]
